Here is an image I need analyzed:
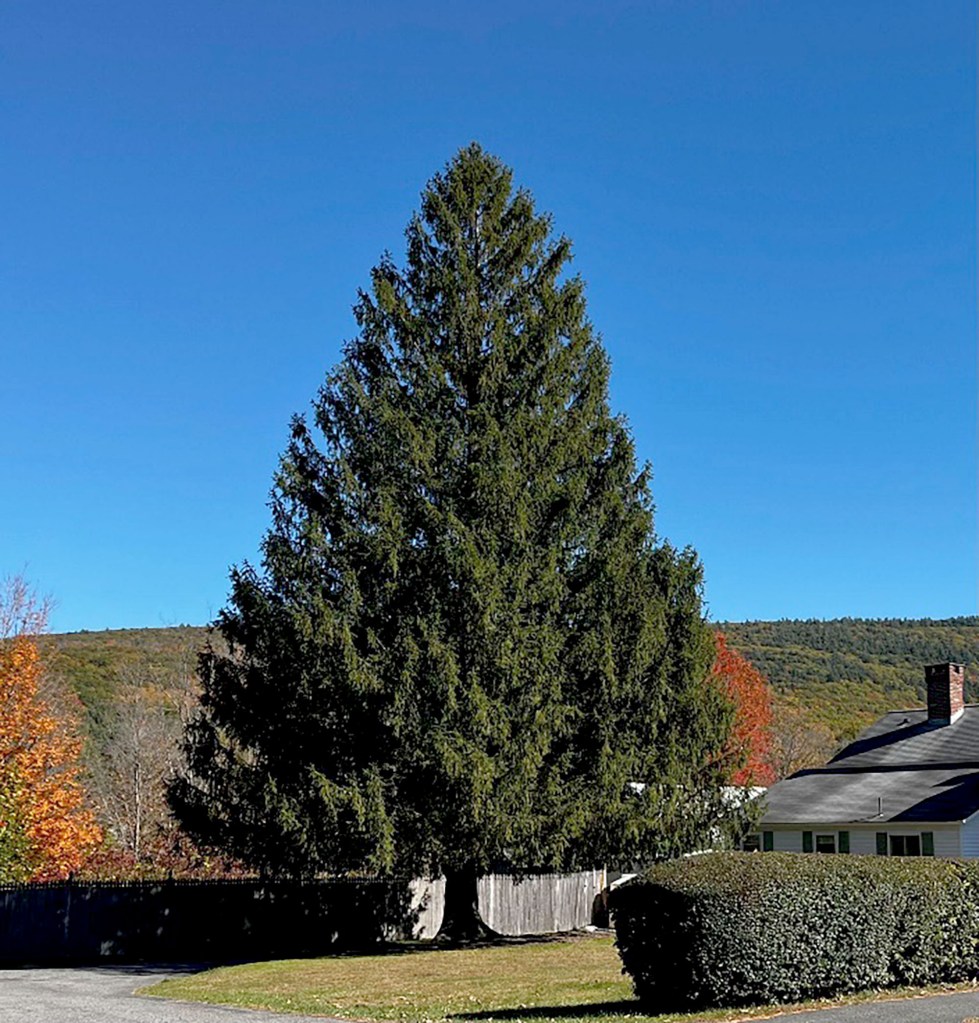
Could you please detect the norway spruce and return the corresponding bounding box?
[170,145,735,940]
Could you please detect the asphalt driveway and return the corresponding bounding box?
[2,965,979,1023]
[0,964,342,1022]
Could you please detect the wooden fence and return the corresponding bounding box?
[0,869,606,964]
[406,870,606,937]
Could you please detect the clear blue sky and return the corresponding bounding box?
[2,1,975,633]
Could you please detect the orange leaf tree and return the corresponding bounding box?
[712,632,775,787]
[0,580,101,881]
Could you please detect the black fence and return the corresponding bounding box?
[0,877,422,965]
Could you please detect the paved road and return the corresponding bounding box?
[769,990,979,1022]
[0,964,342,1022]
[3,966,979,1023]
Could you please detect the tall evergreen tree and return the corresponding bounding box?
[170,145,735,939]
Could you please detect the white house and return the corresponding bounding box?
[749,663,979,858]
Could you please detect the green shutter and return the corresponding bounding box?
[876,832,888,856]
[762,831,774,852]
[802,831,813,853]
[922,832,935,856]
[838,830,850,854]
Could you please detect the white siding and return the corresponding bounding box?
[961,816,979,858]
[772,829,802,852]
[767,827,846,853]
[848,829,878,855]
[765,824,961,857]
[863,825,960,858]
[931,826,960,858]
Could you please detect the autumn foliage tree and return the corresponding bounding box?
[712,632,775,786]
[0,578,102,880]
[767,698,837,780]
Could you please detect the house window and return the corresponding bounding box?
[890,834,922,857]
[815,833,836,854]
[742,834,761,852]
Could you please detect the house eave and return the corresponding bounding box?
[760,819,963,828]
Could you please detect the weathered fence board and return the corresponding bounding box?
[404,870,604,939]
[479,870,605,935]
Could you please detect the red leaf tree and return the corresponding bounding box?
[712,632,775,787]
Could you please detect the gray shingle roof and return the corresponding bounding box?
[761,705,979,825]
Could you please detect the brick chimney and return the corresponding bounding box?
[925,662,965,725]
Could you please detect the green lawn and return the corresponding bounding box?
[139,934,978,1023]
[142,936,709,1022]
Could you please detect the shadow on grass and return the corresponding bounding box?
[450,1000,646,1020]
[318,934,578,958]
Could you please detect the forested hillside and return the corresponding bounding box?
[42,616,979,754]
[720,617,979,742]
[35,626,209,865]
[38,626,207,739]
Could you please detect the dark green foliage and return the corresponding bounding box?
[611,852,979,1010]
[168,145,734,888]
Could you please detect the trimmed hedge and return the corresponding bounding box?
[610,852,979,1010]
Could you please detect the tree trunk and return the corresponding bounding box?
[132,760,142,862]
[435,865,501,943]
